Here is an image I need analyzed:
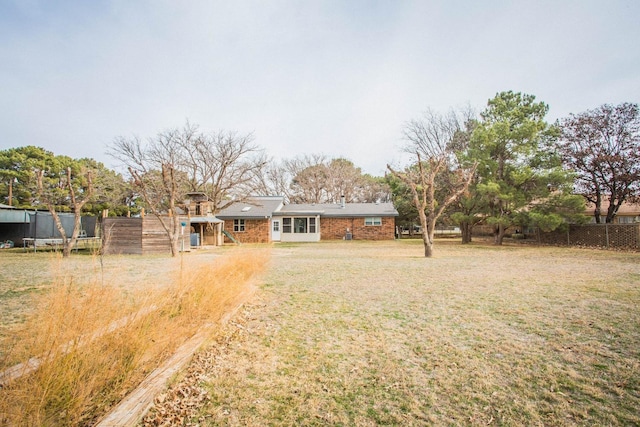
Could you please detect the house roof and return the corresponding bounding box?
[216,197,399,219]
[0,209,78,223]
[585,201,640,215]
[189,215,223,224]
[216,196,285,219]
[276,202,398,218]
[0,208,30,223]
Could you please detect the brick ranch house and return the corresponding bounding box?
[215,196,398,244]
[101,195,398,254]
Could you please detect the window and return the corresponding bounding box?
[233,219,245,232]
[294,217,307,233]
[282,218,292,233]
[282,217,317,233]
[618,216,638,224]
[364,217,382,226]
[273,221,280,232]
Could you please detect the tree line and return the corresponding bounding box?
[388,92,639,257]
[1,92,638,257]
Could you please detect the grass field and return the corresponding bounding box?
[145,240,640,426]
[0,250,184,343]
[2,241,639,425]
[0,247,268,425]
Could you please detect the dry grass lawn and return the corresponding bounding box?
[0,251,181,344]
[0,248,268,425]
[148,240,640,426]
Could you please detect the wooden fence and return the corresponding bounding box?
[102,217,174,255]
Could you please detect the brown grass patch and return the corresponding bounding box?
[160,240,640,426]
[0,247,269,426]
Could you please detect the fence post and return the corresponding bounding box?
[567,227,570,246]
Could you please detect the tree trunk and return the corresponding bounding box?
[460,221,472,244]
[494,223,506,245]
[422,232,434,257]
[48,208,70,257]
[422,217,437,258]
[63,218,78,258]
[46,205,83,258]
[594,192,602,223]
[169,213,180,257]
[63,209,86,258]
[605,197,622,224]
[416,210,434,258]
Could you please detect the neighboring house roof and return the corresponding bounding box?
[276,202,399,218]
[585,201,640,215]
[216,196,285,219]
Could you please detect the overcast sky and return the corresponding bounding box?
[1,0,638,176]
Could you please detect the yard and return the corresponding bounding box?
[1,240,639,425]
[0,250,184,343]
[146,240,640,426]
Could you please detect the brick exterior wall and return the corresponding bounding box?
[224,218,271,244]
[321,216,395,240]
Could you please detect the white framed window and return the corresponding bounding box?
[364,217,382,226]
[233,219,245,232]
[294,218,307,233]
[282,218,292,233]
[281,217,318,233]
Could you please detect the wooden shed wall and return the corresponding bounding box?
[141,217,172,254]
[102,217,143,255]
[102,217,177,255]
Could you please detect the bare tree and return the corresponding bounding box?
[109,122,266,255]
[290,163,327,203]
[359,174,392,203]
[285,154,390,203]
[110,130,187,256]
[176,127,266,212]
[559,102,640,223]
[323,158,366,203]
[249,160,295,201]
[388,109,476,257]
[284,154,327,203]
[35,158,95,258]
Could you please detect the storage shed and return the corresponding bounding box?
[101,216,190,255]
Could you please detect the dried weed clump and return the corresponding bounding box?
[0,248,269,426]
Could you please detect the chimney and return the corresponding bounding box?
[340,195,345,208]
